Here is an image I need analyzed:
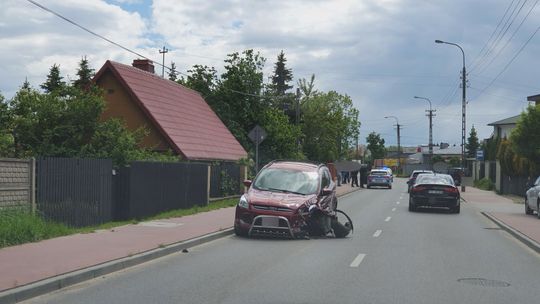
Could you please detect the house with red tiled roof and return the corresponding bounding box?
[93,59,247,162]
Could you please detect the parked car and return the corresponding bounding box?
[367,169,392,189]
[406,170,434,193]
[234,160,353,238]
[409,173,460,213]
[525,176,540,219]
[447,167,466,186]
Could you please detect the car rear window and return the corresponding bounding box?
[416,174,453,185]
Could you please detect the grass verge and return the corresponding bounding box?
[0,197,239,249]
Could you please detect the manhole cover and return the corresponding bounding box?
[458,278,510,287]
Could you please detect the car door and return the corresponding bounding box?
[532,176,540,211]
[319,168,334,211]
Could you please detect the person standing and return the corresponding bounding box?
[351,170,359,187]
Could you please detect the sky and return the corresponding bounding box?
[2,0,540,148]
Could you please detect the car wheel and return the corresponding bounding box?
[408,198,415,212]
[537,200,540,219]
[453,204,460,214]
[388,184,392,189]
[234,225,248,237]
[367,185,371,189]
[525,198,533,215]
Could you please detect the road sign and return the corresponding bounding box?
[476,150,484,161]
[248,125,267,145]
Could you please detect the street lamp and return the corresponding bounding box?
[384,116,401,174]
[435,39,467,191]
[413,96,436,169]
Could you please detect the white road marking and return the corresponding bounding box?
[350,253,366,267]
[373,230,382,237]
[392,208,396,212]
[396,201,400,204]
[385,217,391,222]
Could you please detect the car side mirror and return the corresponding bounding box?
[321,188,333,196]
[243,180,252,188]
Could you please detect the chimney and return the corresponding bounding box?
[132,59,155,74]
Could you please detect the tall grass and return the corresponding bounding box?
[0,208,72,248]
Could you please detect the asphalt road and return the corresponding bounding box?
[23,178,540,304]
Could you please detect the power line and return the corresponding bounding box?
[477,0,538,74]
[25,0,189,77]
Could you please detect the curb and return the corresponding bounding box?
[0,189,360,303]
[481,212,540,254]
[0,229,234,304]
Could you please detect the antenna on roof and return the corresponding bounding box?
[159,46,169,78]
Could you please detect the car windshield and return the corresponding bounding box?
[416,174,454,185]
[253,168,319,195]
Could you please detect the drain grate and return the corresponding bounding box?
[458,278,510,287]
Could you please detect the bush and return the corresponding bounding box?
[474,178,495,191]
[0,208,72,248]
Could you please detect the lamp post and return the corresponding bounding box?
[435,39,466,191]
[384,116,401,174]
[413,96,436,169]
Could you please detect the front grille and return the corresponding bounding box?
[252,204,293,213]
[249,215,293,238]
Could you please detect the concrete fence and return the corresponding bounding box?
[0,158,36,212]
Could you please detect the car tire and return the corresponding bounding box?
[537,200,540,219]
[525,198,533,215]
[234,225,247,237]
[367,185,371,189]
[408,198,415,212]
[453,204,460,214]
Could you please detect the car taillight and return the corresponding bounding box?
[444,187,459,194]
[411,186,426,192]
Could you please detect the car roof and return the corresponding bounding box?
[265,160,322,172]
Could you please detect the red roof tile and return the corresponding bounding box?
[95,60,247,161]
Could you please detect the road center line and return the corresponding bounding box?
[392,208,396,212]
[350,253,366,267]
[385,216,391,222]
[373,230,382,237]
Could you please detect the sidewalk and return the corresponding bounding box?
[0,183,361,303]
[461,186,540,253]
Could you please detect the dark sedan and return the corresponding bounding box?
[408,173,460,213]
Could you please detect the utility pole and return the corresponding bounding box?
[385,116,401,173]
[414,96,436,169]
[296,88,301,152]
[159,46,169,78]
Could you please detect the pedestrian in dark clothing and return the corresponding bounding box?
[360,166,368,188]
[351,170,359,187]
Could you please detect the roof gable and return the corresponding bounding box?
[94,60,247,161]
[487,114,521,126]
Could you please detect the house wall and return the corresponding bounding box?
[96,72,170,152]
[496,125,515,139]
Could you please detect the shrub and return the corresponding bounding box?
[474,178,495,191]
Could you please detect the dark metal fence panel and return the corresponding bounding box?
[489,161,497,183]
[120,162,208,220]
[37,157,112,227]
[210,162,241,198]
[500,175,530,196]
[479,162,485,179]
[0,158,34,211]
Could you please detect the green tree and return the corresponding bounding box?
[73,56,94,90]
[366,132,386,161]
[466,125,480,158]
[40,64,65,93]
[270,50,293,96]
[180,65,218,100]
[258,108,304,163]
[302,91,359,162]
[509,104,540,174]
[168,62,178,81]
[297,74,318,99]
[0,92,14,157]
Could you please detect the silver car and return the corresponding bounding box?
[525,176,540,219]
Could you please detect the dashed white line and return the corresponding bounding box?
[350,253,366,267]
[385,216,391,222]
[396,201,400,205]
[392,208,396,212]
[373,230,382,237]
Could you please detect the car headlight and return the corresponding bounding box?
[238,195,249,209]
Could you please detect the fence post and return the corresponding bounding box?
[31,158,36,214]
[207,165,211,205]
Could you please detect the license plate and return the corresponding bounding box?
[261,217,279,227]
[428,190,443,194]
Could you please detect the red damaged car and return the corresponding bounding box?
[234,160,353,239]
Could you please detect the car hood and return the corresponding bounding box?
[246,189,317,209]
